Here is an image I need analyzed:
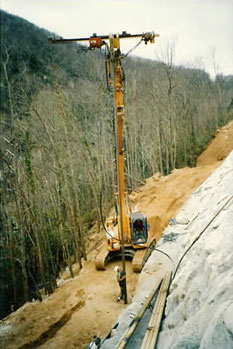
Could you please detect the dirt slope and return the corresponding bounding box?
[1,120,233,349]
[130,162,219,242]
[197,120,233,166]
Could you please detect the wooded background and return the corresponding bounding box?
[1,11,233,319]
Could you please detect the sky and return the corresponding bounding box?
[1,0,233,77]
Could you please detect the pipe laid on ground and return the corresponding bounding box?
[141,270,172,348]
[115,277,163,349]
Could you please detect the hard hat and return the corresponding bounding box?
[114,266,119,272]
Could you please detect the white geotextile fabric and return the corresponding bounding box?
[102,151,233,349]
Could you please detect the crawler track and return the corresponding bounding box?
[95,238,156,272]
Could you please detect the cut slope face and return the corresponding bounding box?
[0,120,233,349]
[156,151,233,349]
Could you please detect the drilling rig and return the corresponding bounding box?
[50,31,159,272]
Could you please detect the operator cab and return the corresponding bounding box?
[130,212,148,245]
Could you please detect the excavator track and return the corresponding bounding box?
[95,238,156,271]
[132,237,156,272]
[95,245,135,270]
[95,245,112,270]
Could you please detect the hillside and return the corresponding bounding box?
[1,9,233,339]
[156,158,233,348]
[1,120,233,349]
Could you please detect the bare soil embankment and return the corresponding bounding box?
[1,120,233,349]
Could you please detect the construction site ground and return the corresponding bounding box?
[1,120,233,349]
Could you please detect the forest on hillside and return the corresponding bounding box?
[1,11,233,318]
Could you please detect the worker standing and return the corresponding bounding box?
[114,266,126,302]
[87,335,101,348]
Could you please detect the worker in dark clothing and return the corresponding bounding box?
[87,335,101,348]
[114,265,126,302]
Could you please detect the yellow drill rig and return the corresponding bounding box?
[50,31,159,272]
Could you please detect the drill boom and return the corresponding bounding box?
[49,31,159,44]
